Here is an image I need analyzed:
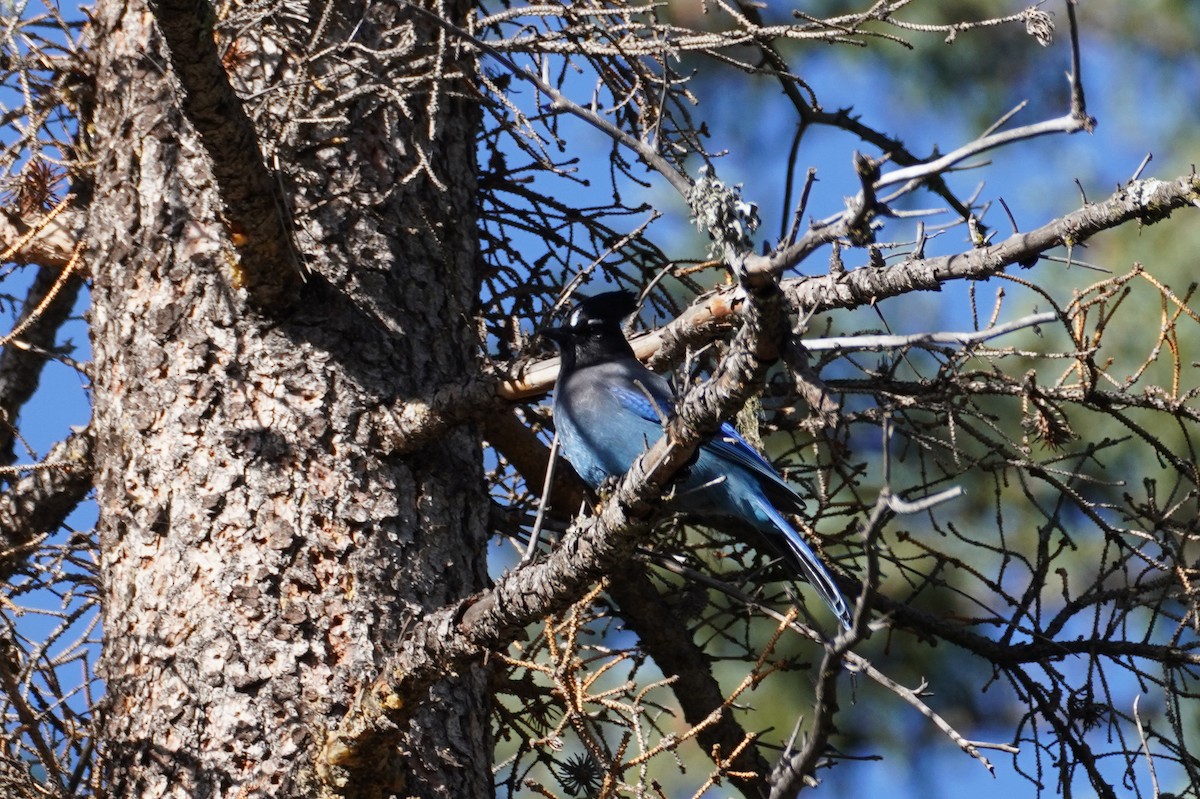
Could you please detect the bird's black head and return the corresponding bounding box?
[542,291,639,370]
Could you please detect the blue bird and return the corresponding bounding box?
[543,291,852,629]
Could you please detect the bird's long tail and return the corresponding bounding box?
[758,500,853,630]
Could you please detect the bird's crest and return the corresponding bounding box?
[567,290,638,328]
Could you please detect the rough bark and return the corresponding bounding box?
[149,0,301,309]
[86,0,488,796]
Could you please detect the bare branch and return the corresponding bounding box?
[0,254,85,468]
[405,1,692,197]
[607,568,774,799]
[0,427,92,582]
[779,174,1200,307]
[392,168,1200,463]
[803,311,1058,352]
[0,198,79,269]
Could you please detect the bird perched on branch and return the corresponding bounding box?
[542,291,852,629]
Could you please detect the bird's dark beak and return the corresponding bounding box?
[537,325,569,344]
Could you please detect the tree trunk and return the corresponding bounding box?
[86,0,488,796]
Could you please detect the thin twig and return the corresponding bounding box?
[802,311,1058,352]
[525,432,561,562]
[401,1,692,197]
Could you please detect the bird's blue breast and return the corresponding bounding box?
[552,359,782,517]
[553,359,672,488]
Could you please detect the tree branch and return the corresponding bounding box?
[772,173,1200,304]
[382,172,1200,458]
[403,1,693,197]
[756,0,1100,283]
[0,427,93,582]
[730,0,976,225]
[0,200,80,269]
[607,568,776,799]
[0,258,85,468]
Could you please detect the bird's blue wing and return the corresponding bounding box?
[713,422,775,471]
[709,422,800,501]
[611,381,800,500]
[608,381,675,426]
[605,371,847,627]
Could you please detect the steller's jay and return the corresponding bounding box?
[542,291,852,629]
